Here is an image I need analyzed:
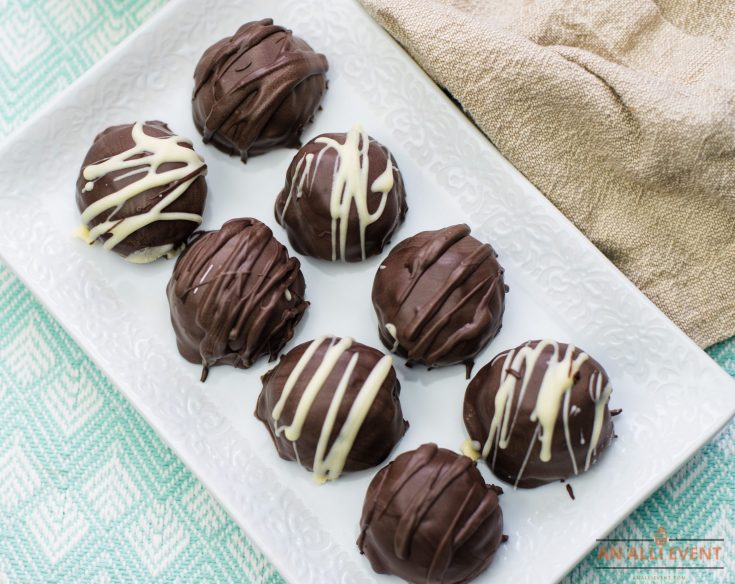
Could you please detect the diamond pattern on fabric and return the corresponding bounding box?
[0,431,42,511]
[0,1,732,583]
[0,258,283,583]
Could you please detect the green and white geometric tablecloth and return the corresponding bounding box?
[0,1,733,582]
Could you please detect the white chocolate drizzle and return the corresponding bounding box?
[286,124,395,261]
[530,343,588,463]
[460,437,481,461]
[125,243,176,264]
[279,152,314,222]
[469,340,612,487]
[271,336,393,483]
[585,370,612,471]
[385,323,399,352]
[79,122,206,259]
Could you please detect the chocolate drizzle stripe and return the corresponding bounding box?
[428,482,477,581]
[359,461,390,533]
[272,337,326,421]
[316,354,393,481]
[585,371,613,471]
[562,388,579,476]
[398,224,470,306]
[403,243,493,342]
[420,271,500,364]
[395,449,476,562]
[373,444,436,524]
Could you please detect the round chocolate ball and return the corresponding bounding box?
[358,443,505,584]
[372,224,506,372]
[274,124,407,262]
[166,218,307,381]
[192,19,328,161]
[463,339,615,488]
[255,336,408,482]
[75,121,207,263]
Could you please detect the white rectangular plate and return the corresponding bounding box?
[1,0,734,582]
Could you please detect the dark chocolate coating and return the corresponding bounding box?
[255,336,407,478]
[372,224,506,369]
[464,340,615,488]
[192,19,328,161]
[75,121,207,260]
[166,218,307,381]
[358,443,504,584]
[274,131,407,261]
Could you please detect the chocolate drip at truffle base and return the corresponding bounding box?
[358,443,504,584]
[372,224,506,370]
[192,19,328,161]
[166,218,307,381]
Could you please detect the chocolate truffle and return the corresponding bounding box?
[372,224,506,373]
[274,124,407,261]
[255,336,407,482]
[167,218,307,381]
[192,19,328,161]
[75,121,207,263]
[358,443,504,584]
[463,339,615,488]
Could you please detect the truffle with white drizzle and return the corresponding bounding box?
[255,336,408,482]
[372,224,506,375]
[167,218,307,381]
[75,121,207,263]
[358,443,505,583]
[274,124,407,262]
[463,339,615,488]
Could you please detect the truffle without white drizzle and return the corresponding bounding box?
[463,339,616,488]
[255,336,408,482]
[358,444,505,583]
[75,121,207,263]
[192,19,328,161]
[275,124,407,262]
[167,218,308,381]
[372,224,507,376]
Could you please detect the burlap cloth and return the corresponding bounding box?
[358,0,735,348]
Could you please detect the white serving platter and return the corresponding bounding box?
[1,0,734,582]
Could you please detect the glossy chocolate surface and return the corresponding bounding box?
[275,128,407,261]
[255,336,407,482]
[167,218,307,380]
[358,443,504,584]
[464,340,615,487]
[372,224,506,371]
[76,121,207,261]
[192,19,328,161]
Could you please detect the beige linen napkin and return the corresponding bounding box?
[358,0,735,347]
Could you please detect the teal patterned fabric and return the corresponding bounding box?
[0,1,733,582]
[0,267,281,583]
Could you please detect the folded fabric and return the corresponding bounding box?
[358,0,735,347]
